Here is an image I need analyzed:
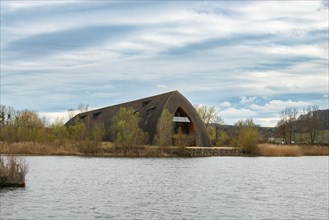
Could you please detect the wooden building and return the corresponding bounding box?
[65,91,211,146]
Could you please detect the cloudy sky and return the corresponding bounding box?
[1,0,328,126]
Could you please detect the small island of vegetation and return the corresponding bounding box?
[0,155,28,187]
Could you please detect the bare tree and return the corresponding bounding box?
[299,105,322,144]
[195,105,225,146]
[0,105,17,126]
[279,107,298,144]
[67,109,76,120]
[0,105,6,126]
[78,103,89,113]
[213,115,224,146]
[276,118,287,143]
[195,105,217,128]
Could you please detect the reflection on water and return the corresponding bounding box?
[1,156,328,219]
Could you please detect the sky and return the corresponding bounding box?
[1,0,328,127]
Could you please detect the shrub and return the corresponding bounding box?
[81,123,105,154]
[238,120,259,154]
[154,109,173,146]
[208,126,216,145]
[67,122,105,154]
[216,130,229,147]
[49,119,69,147]
[68,122,87,142]
[111,107,148,147]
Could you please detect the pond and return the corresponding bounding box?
[1,156,328,219]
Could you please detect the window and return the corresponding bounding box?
[93,112,102,119]
[142,100,152,107]
[173,116,190,122]
[79,115,87,120]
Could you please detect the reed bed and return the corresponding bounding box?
[0,155,28,187]
[258,144,302,156]
[300,145,329,156]
[0,142,182,157]
[0,142,79,156]
[1,142,328,157]
[258,144,329,156]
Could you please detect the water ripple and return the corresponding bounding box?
[1,156,328,220]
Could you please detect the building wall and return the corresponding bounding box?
[65,91,212,147]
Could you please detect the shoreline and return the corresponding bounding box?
[1,142,328,157]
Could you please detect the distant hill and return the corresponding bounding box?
[213,109,328,138]
[220,124,275,138]
[319,109,329,129]
[296,109,329,130]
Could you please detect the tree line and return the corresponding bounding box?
[195,104,327,147]
[0,103,326,155]
[276,106,325,144]
[0,105,173,153]
[0,105,105,153]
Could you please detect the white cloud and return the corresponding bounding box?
[220,102,231,108]
[240,96,257,104]
[2,1,78,11]
[220,107,257,125]
[264,45,327,59]
[250,100,313,112]
[39,111,71,125]
[254,117,280,127]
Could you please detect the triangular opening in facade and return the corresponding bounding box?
[172,107,196,146]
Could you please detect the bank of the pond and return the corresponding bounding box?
[96,146,243,157]
[0,142,243,157]
[1,142,328,157]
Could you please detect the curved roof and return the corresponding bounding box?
[65,91,211,146]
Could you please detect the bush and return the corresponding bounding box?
[49,119,69,147]
[235,119,259,154]
[68,122,87,145]
[67,122,105,154]
[239,125,259,154]
[216,130,229,147]
[154,109,173,146]
[208,126,216,145]
[81,123,105,154]
[111,107,148,147]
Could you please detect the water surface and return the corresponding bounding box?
[1,156,328,219]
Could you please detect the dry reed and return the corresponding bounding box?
[0,142,78,156]
[258,144,329,156]
[1,142,328,157]
[0,155,28,187]
[300,146,329,156]
[258,144,303,156]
